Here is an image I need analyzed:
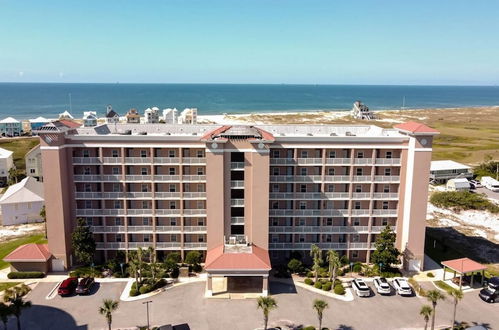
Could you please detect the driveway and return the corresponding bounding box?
[475,187,499,201]
[10,280,499,330]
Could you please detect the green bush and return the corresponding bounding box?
[304,278,314,285]
[7,271,45,279]
[139,285,151,295]
[334,284,345,295]
[287,258,303,274]
[427,272,435,278]
[322,282,332,291]
[430,191,499,213]
[129,288,139,297]
[301,326,316,330]
[352,262,363,273]
[340,255,350,266]
[166,252,182,263]
[184,251,202,265]
[314,282,322,289]
[306,271,314,278]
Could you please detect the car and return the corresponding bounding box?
[352,278,370,297]
[392,277,413,296]
[58,277,78,296]
[469,180,482,188]
[75,277,95,295]
[479,277,499,303]
[373,277,391,295]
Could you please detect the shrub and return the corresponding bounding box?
[334,279,342,286]
[171,267,179,278]
[189,264,203,273]
[322,282,332,291]
[334,284,345,295]
[184,251,202,266]
[314,282,322,289]
[7,271,45,279]
[430,191,499,213]
[287,258,303,274]
[408,278,426,297]
[139,285,151,295]
[352,262,363,273]
[166,252,182,264]
[306,271,314,278]
[427,272,435,278]
[304,278,314,285]
[274,265,291,278]
[340,255,350,266]
[302,326,316,330]
[129,288,139,297]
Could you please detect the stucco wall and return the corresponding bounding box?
[0,201,44,226]
[10,261,49,273]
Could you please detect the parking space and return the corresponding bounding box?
[12,279,499,330]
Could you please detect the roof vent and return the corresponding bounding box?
[345,131,356,136]
[330,132,337,136]
[307,133,313,136]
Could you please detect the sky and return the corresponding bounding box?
[0,0,498,85]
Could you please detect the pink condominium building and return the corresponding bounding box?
[38,121,437,294]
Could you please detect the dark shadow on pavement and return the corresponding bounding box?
[86,282,100,296]
[269,280,297,295]
[17,305,86,330]
[173,324,191,330]
[336,325,354,330]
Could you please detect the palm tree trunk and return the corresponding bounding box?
[431,304,436,330]
[108,319,111,330]
[424,320,428,330]
[264,314,268,330]
[451,301,457,329]
[319,317,322,330]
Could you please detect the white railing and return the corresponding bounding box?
[127,209,153,215]
[153,175,181,181]
[155,226,182,232]
[74,175,102,182]
[270,158,295,165]
[231,181,244,188]
[91,226,126,233]
[155,192,182,198]
[155,209,180,215]
[351,193,371,199]
[102,157,122,164]
[325,158,351,165]
[182,209,206,215]
[73,157,101,164]
[349,243,374,249]
[125,175,152,181]
[352,176,372,182]
[373,193,399,199]
[353,158,374,165]
[374,176,400,182]
[296,158,323,165]
[375,158,401,165]
[182,175,206,181]
[323,175,351,182]
[128,242,154,248]
[351,209,371,216]
[230,162,245,169]
[101,175,123,182]
[270,175,322,183]
[372,209,398,216]
[230,199,244,206]
[96,242,127,249]
[75,192,103,199]
[183,226,207,232]
[182,192,206,198]
[156,242,181,248]
[183,242,207,248]
[269,209,349,216]
[231,217,244,224]
[182,157,206,164]
[269,243,348,250]
[126,226,154,232]
[124,157,152,164]
[154,157,180,164]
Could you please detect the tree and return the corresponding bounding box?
[3,284,32,330]
[313,299,329,330]
[256,296,277,330]
[426,289,445,330]
[310,244,323,282]
[184,251,201,266]
[449,288,463,329]
[287,258,303,274]
[99,299,119,330]
[371,225,400,271]
[71,218,96,265]
[420,305,433,330]
[129,248,145,287]
[7,168,20,185]
[166,252,182,264]
[0,302,12,330]
[326,250,341,283]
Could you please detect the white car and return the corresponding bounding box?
[469,180,482,188]
[373,277,391,295]
[392,278,413,296]
[352,278,370,297]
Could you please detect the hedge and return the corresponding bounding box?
[7,271,45,279]
[334,284,345,295]
[322,282,332,291]
[314,282,322,289]
[304,278,314,285]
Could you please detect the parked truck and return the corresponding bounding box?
[480,176,499,192]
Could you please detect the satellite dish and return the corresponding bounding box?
[211,142,218,149]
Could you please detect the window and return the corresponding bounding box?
[198,236,205,242]
[169,184,176,192]
[272,184,279,192]
[353,218,360,226]
[352,251,359,258]
[197,150,204,158]
[272,235,279,243]
[142,201,149,209]
[27,202,32,209]
[326,218,333,226]
[356,168,363,176]
[144,235,150,242]
[386,151,392,159]
[141,167,148,175]
[327,185,335,192]
[141,184,149,192]
[168,150,176,158]
[382,218,388,226]
[143,217,150,225]
[85,218,93,226]
[112,150,119,157]
[198,184,205,192]
[83,149,90,157]
[198,219,204,226]
[112,167,119,175]
[328,168,335,175]
[300,184,307,193]
[357,151,364,158]
[170,218,177,226]
[85,184,92,192]
[116,234,123,242]
[197,201,204,209]
[300,168,307,176]
[355,185,362,193]
[84,167,91,175]
[272,150,280,158]
[197,167,204,175]
[114,200,121,209]
[354,201,361,209]
[299,201,306,210]
[272,218,278,226]
[382,201,389,209]
[113,184,121,192]
[383,185,390,193]
[30,169,35,174]
[384,168,391,176]
[298,218,305,226]
[328,151,336,158]
[115,217,122,226]
[140,150,147,158]
[300,150,308,158]
[325,234,332,242]
[272,202,278,209]
[272,168,280,176]
[299,235,305,242]
[169,201,176,209]
[171,234,177,242]
[85,200,92,209]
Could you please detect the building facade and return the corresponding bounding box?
[26,145,43,181]
[0,147,14,186]
[38,122,437,279]
[0,176,44,226]
[0,117,22,136]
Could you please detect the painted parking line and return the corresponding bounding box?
[46,281,62,300]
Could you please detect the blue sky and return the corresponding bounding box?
[0,0,498,85]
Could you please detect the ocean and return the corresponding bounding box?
[0,83,498,120]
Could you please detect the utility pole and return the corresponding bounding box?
[143,300,153,330]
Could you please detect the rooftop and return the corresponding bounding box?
[0,147,13,158]
[394,121,440,134]
[0,176,44,204]
[442,257,486,274]
[0,117,20,124]
[3,243,52,262]
[205,244,271,271]
[431,160,471,171]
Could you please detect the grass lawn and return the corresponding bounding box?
[0,137,39,171]
[434,280,455,294]
[0,282,20,292]
[0,234,47,270]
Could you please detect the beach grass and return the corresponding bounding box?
[0,234,47,270]
[0,137,39,171]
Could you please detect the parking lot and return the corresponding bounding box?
[11,279,498,330]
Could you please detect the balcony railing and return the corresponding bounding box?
[372,209,398,216]
[127,209,153,215]
[296,158,323,165]
[96,242,126,249]
[73,157,101,164]
[124,157,152,164]
[351,193,371,199]
[270,175,323,183]
[155,192,182,199]
[325,158,351,165]
[91,226,126,233]
[155,209,180,215]
[156,242,181,249]
[269,209,349,217]
[323,175,351,182]
[102,157,122,164]
[155,226,182,232]
[182,175,206,182]
[126,226,154,232]
[374,176,400,182]
[230,199,244,206]
[375,158,401,165]
[128,242,154,248]
[182,157,206,164]
[183,209,206,216]
[182,192,206,199]
[183,226,207,232]
[352,176,372,182]
[125,175,152,181]
[269,192,351,200]
[230,162,245,169]
[231,181,244,188]
[269,242,348,250]
[351,209,371,216]
[183,242,207,248]
[353,158,374,165]
[153,157,180,164]
[231,216,244,224]
[372,193,399,199]
[153,175,181,182]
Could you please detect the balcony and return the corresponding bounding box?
[73,157,101,164]
[124,157,152,164]
[125,175,152,181]
[128,242,154,248]
[155,192,182,199]
[375,158,401,166]
[156,242,181,249]
[76,209,126,216]
[155,209,180,215]
[372,209,398,216]
[323,175,351,182]
[126,226,154,232]
[351,209,371,216]
[182,192,206,199]
[75,192,103,199]
[269,209,349,217]
[269,242,348,250]
[127,209,153,215]
[230,162,245,170]
[183,226,207,232]
[231,181,244,188]
[325,158,351,165]
[96,242,126,249]
[183,242,207,249]
[91,226,126,233]
[154,157,180,164]
[353,158,374,165]
[270,175,322,183]
[155,226,182,232]
[74,175,102,182]
[182,157,206,164]
[183,209,206,216]
[352,176,372,182]
[351,192,371,199]
[102,157,122,164]
[101,175,123,182]
[231,216,244,224]
[270,158,295,165]
[296,158,323,165]
[374,176,400,183]
[269,192,350,200]
[153,175,181,182]
[230,199,244,207]
[182,175,206,182]
[372,193,399,199]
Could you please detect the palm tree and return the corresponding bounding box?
[256,296,277,330]
[310,244,322,282]
[419,305,433,330]
[426,289,445,330]
[0,302,12,330]
[3,284,32,330]
[326,250,341,283]
[313,299,329,330]
[449,288,463,329]
[99,299,119,330]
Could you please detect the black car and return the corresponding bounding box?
[75,277,95,295]
[479,277,499,303]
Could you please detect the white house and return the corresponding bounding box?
[25,145,43,182]
[105,105,120,124]
[0,147,14,186]
[144,107,160,123]
[179,108,198,124]
[430,160,473,183]
[0,117,22,136]
[83,111,98,127]
[58,110,74,120]
[446,178,470,191]
[162,108,178,124]
[28,117,50,133]
[0,177,44,225]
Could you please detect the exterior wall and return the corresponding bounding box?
[10,261,49,273]
[26,146,43,181]
[206,147,225,249]
[0,123,22,136]
[0,201,44,226]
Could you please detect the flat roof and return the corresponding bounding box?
[430,160,471,171]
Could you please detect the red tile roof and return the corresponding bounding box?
[441,258,487,274]
[59,119,82,129]
[3,243,52,262]
[200,125,231,141]
[394,121,439,134]
[205,245,271,271]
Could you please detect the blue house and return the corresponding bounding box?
[0,117,22,136]
[29,117,50,134]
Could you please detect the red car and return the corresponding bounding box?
[58,277,78,296]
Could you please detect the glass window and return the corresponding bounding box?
[352,251,359,258]
[114,200,121,209]
[141,184,148,192]
[112,167,120,175]
[168,150,176,157]
[384,168,391,176]
[171,234,177,242]
[140,150,147,158]
[170,218,177,226]
[272,150,280,158]
[144,235,150,242]
[300,168,307,175]
[300,150,308,158]
[354,201,361,209]
[85,184,92,192]
[299,201,306,209]
[169,201,176,209]
[141,168,148,175]
[386,151,392,159]
[84,167,91,175]
[382,218,388,226]
[357,151,364,158]
[328,168,335,175]
[169,184,176,192]
[272,168,280,176]
[328,151,336,158]
[83,149,90,157]
[142,201,149,209]
[197,150,204,158]
[355,185,362,193]
[382,201,389,209]
[326,218,333,226]
[272,184,279,192]
[143,217,150,225]
[300,184,306,193]
[197,167,204,175]
[356,168,363,176]
[353,218,360,226]
[299,235,305,242]
[116,234,123,242]
[328,185,335,192]
[113,183,121,192]
[85,200,92,209]
[112,150,119,157]
[383,185,390,193]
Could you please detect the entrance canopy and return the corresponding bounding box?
[442,258,487,274]
[205,244,271,272]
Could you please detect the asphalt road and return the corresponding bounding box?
[9,280,499,330]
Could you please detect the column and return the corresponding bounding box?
[262,275,269,296]
[206,274,213,297]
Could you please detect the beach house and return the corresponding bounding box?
[163,108,178,124]
[144,107,160,123]
[0,176,44,225]
[0,117,22,136]
[126,108,141,123]
[0,147,14,186]
[59,110,74,120]
[105,105,120,124]
[83,111,98,127]
[179,108,198,124]
[29,117,50,135]
[26,145,43,181]
[430,160,473,183]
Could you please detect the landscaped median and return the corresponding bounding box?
[274,275,354,301]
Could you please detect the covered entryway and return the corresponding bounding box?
[228,276,263,293]
[442,257,487,289]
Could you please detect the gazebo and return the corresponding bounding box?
[441,257,487,288]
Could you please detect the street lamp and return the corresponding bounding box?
[143,300,153,330]
[120,263,124,277]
